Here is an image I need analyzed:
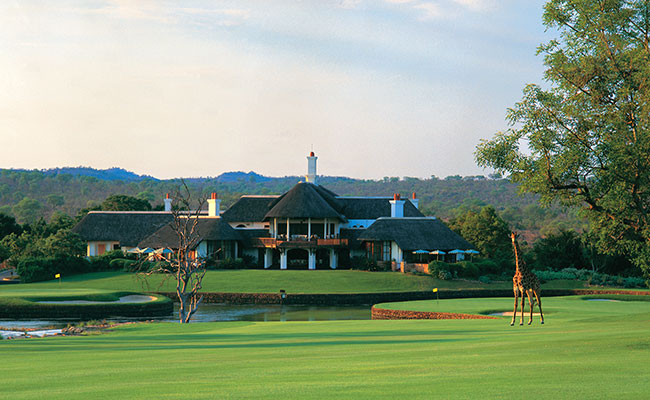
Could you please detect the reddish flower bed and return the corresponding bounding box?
[156,288,649,306]
[371,306,498,320]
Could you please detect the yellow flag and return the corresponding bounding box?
[432,288,438,293]
[54,273,60,279]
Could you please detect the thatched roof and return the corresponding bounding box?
[357,218,474,251]
[264,182,345,220]
[337,198,423,219]
[138,218,243,249]
[221,196,278,222]
[340,228,365,249]
[72,212,174,247]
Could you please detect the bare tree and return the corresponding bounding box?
[144,181,207,323]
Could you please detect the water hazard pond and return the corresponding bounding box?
[0,304,372,330]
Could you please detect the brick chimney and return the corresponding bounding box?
[411,192,419,210]
[163,193,172,212]
[207,192,221,217]
[389,193,405,218]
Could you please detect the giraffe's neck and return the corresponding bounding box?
[512,238,527,275]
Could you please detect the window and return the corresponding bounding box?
[382,241,391,261]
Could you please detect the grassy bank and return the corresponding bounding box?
[1,296,649,399]
[11,270,595,294]
[0,288,172,319]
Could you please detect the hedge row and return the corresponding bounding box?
[0,293,173,319]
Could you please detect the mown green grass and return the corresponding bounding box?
[9,270,593,294]
[1,296,649,399]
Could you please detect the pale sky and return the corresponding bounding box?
[1,0,550,180]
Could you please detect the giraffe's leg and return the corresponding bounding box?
[526,290,534,325]
[511,289,518,326]
[519,291,525,325]
[534,290,544,324]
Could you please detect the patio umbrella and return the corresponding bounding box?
[412,249,429,263]
[153,248,174,254]
[465,249,480,261]
[448,249,466,262]
[429,250,446,261]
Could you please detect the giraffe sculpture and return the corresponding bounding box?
[510,232,544,326]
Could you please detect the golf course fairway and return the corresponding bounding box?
[2,295,650,399]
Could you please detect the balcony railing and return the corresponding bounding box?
[250,237,348,248]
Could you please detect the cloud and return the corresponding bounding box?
[413,2,444,20]
[452,0,495,12]
[385,0,496,21]
[338,0,364,8]
[80,1,250,27]
[384,0,417,4]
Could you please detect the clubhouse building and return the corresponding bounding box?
[73,153,474,270]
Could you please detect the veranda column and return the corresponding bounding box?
[280,250,287,270]
[273,218,277,239]
[308,218,311,237]
[324,218,328,238]
[286,219,290,239]
[264,248,273,269]
[330,248,338,269]
[308,249,316,270]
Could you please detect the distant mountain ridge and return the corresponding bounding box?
[39,167,157,182]
[211,171,272,183]
[18,167,277,183]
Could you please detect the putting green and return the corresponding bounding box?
[1,296,649,399]
[0,288,172,319]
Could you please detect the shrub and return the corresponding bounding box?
[457,261,480,279]
[474,259,500,275]
[350,256,377,271]
[437,270,452,280]
[428,261,448,275]
[89,250,134,271]
[208,257,245,270]
[15,256,90,283]
[478,275,491,284]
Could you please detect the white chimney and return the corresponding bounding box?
[207,192,221,217]
[389,193,405,218]
[163,193,172,212]
[306,151,318,185]
[411,192,419,210]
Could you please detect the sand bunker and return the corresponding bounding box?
[39,295,156,305]
[586,299,621,302]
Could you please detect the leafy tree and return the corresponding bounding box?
[47,212,76,233]
[40,230,85,258]
[533,229,587,271]
[449,206,512,261]
[101,194,152,211]
[476,1,650,273]
[12,197,42,224]
[0,232,39,260]
[0,243,10,263]
[0,213,22,239]
[46,194,65,208]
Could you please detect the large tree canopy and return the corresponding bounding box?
[476,0,650,273]
[101,195,152,212]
